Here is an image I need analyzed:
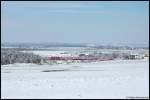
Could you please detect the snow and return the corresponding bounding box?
[22,50,73,57]
[1,59,149,99]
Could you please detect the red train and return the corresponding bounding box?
[48,56,113,61]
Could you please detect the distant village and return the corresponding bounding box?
[1,43,149,65]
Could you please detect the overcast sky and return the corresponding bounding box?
[1,1,149,45]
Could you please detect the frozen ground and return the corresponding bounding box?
[1,59,149,99]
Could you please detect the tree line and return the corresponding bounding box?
[1,49,47,65]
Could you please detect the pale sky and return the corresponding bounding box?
[1,1,149,45]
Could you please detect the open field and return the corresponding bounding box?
[1,59,149,99]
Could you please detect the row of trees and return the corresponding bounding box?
[1,49,47,65]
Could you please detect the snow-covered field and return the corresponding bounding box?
[22,50,73,57]
[1,59,149,99]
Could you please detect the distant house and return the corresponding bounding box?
[128,54,138,60]
[143,53,149,59]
